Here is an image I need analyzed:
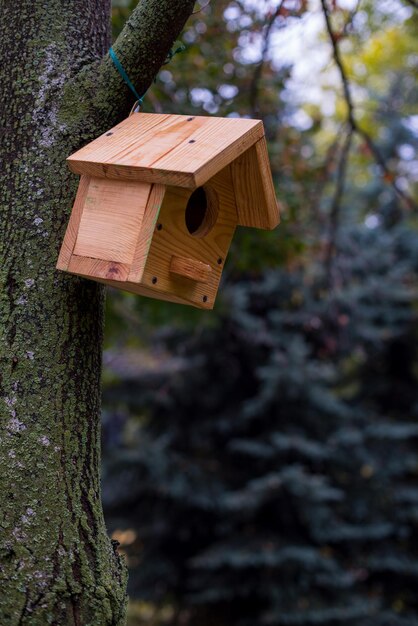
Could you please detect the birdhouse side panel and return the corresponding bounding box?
[57,175,91,272]
[57,179,165,287]
[73,178,152,265]
[128,184,166,283]
[230,136,280,230]
[139,165,238,309]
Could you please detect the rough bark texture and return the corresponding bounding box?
[0,0,195,624]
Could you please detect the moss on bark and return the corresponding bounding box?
[0,0,194,623]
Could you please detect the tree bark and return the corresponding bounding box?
[0,0,195,623]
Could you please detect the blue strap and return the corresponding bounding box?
[109,47,144,106]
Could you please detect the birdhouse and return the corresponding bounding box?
[57,113,280,309]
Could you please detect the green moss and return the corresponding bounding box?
[0,0,196,622]
[0,1,128,624]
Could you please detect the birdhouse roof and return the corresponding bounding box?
[68,112,263,187]
[67,113,280,230]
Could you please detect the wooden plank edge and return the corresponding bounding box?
[230,138,281,231]
[128,183,165,283]
[66,256,130,282]
[67,159,198,189]
[56,175,90,271]
[193,120,265,188]
[170,256,212,283]
[254,137,281,230]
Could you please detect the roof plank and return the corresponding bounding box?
[67,113,264,189]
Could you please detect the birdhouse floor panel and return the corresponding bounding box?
[67,256,131,282]
[73,178,152,264]
[67,113,264,189]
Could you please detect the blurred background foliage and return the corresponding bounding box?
[104,1,418,624]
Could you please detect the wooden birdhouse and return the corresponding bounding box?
[57,113,280,309]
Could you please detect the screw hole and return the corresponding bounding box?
[189,139,196,144]
[187,117,195,121]
[217,258,223,265]
[203,295,208,303]
[106,132,113,136]
[157,223,163,231]
[152,277,158,285]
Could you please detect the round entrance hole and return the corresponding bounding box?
[185,186,219,238]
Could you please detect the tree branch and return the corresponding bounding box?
[320,0,417,211]
[324,126,353,282]
[403,0,418,9]
[62,0,196,131]
[309,128,345,223]
[249,1,285,118]
[193,0,212,14]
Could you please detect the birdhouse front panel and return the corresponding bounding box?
[57,113,281,309]
[140,165,238,309]
[73,178,152,264]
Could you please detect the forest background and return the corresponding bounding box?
[103,1,418,624]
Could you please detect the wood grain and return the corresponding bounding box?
[73,178,151,264]
[56,175,90,271]
[140,165,238,308]
[67,256,130,282]
[67,113,264,189]
[79,277,213,309]
[59,114,280,308]
[170,256,212,283]
[128,183,166,283]
[230,137,280,230]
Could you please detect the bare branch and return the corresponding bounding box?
[249,1,285,118]
[342,0,361,37]
[309,128,346,222]
[320,0,356,127]
[193,0,211,14]
[320,0,417,211]
[403,0,418,9]
[324,126,353,282]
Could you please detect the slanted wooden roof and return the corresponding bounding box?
[68,113,280,230]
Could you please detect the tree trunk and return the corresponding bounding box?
[0,0,194,623]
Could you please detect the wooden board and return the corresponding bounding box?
[56,175,90,271]
[230,137,280,230]
[67,256,130,282]
[63,260,214,309]
[128,184,165,283]
[170,256,212,283]
[73,178,151,264]
[67,113,264,189]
